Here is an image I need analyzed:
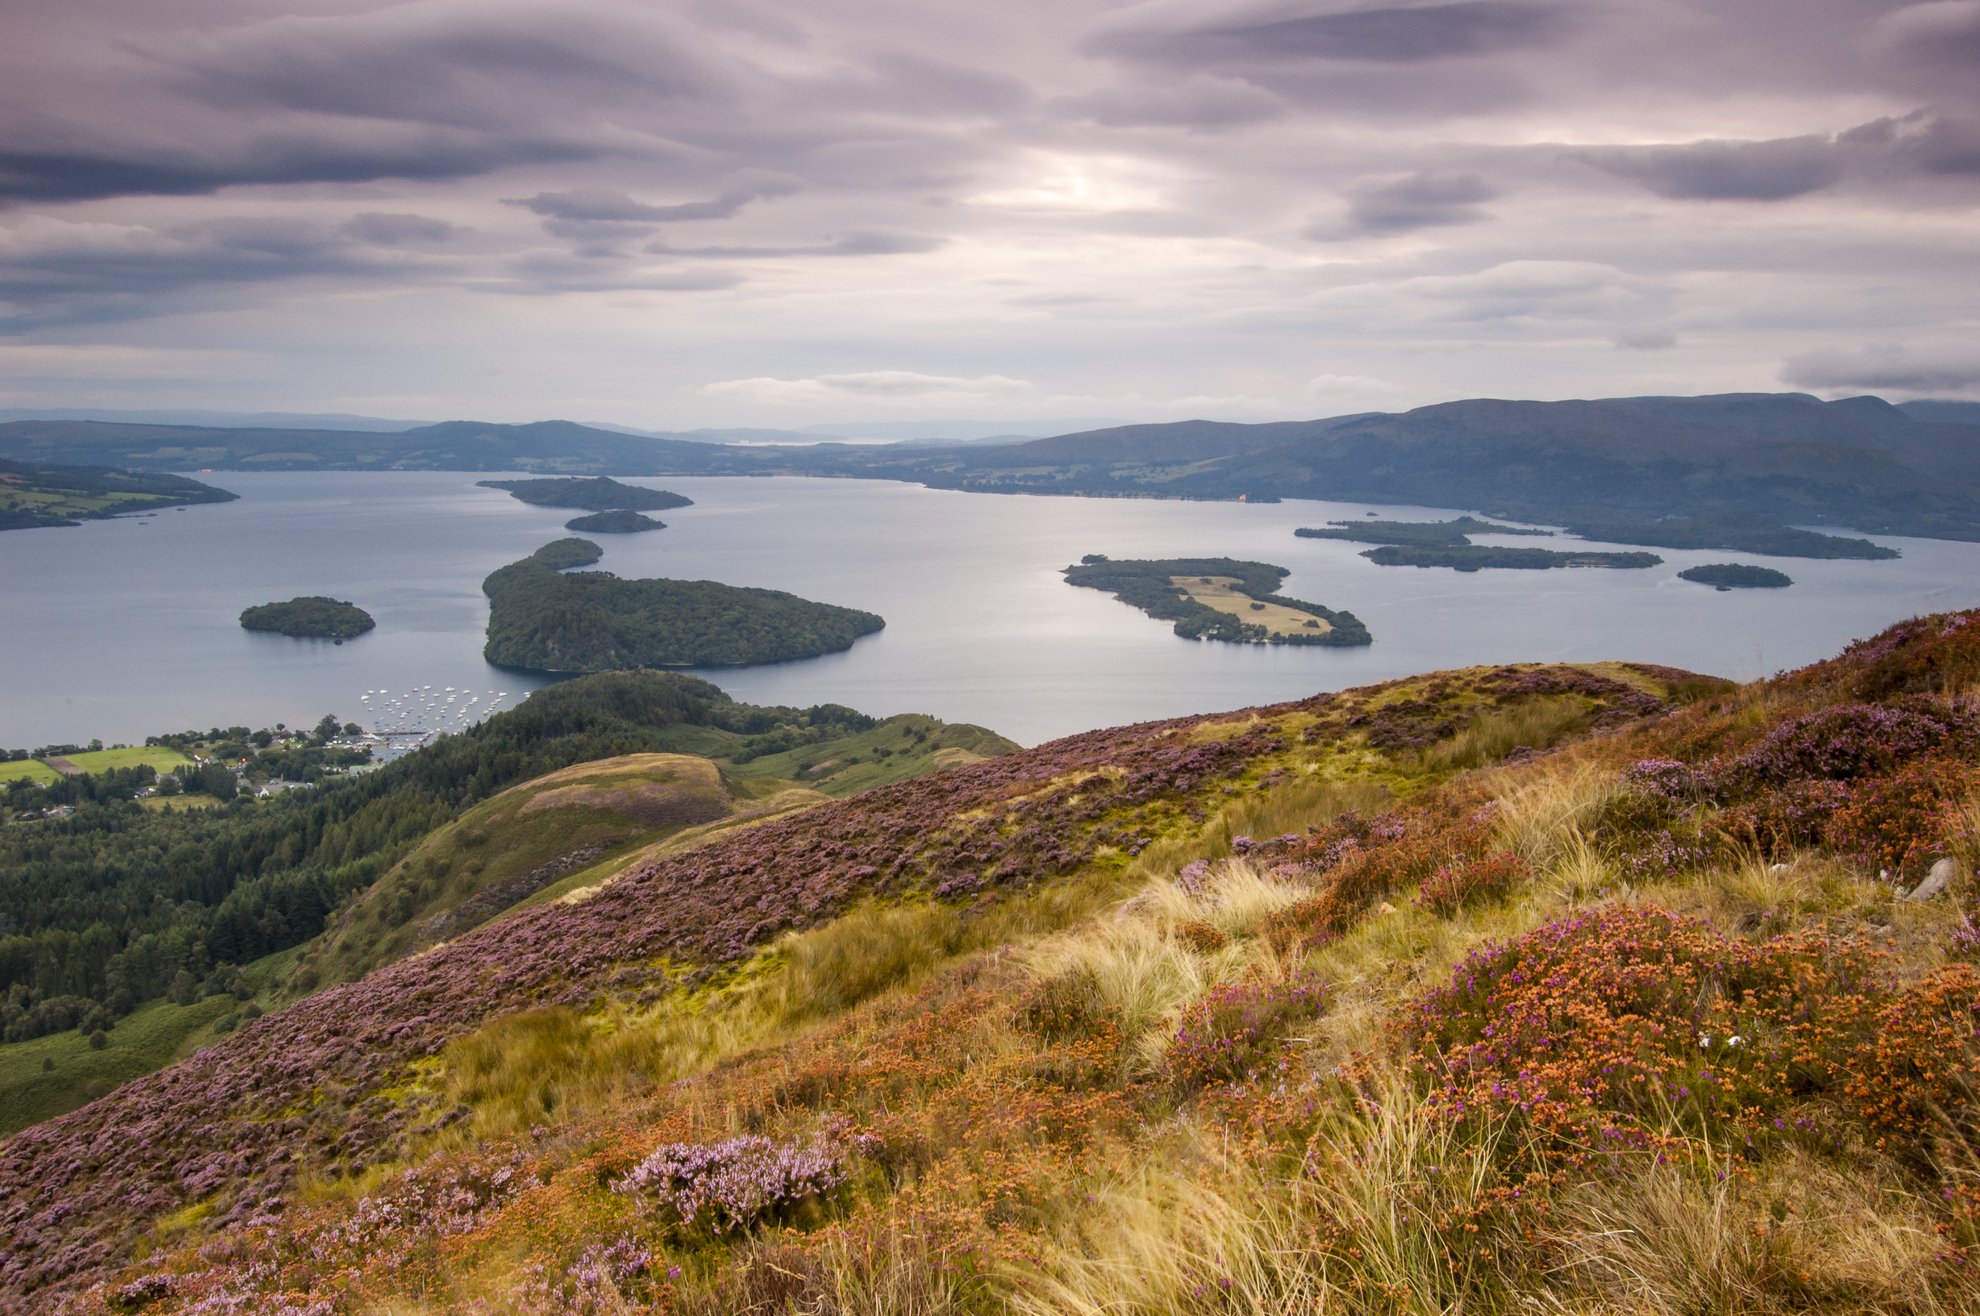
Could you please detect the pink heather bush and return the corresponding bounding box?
[1168,973,1325,1093]
[1402,905,1890,1154]
[615,1133,853,1234]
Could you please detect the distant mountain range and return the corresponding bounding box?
[3,392,1978,539]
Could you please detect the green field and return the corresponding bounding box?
[0,760,61,785]
[55,746,195,775]
[140,794,223,812]
[0,947,300,1137]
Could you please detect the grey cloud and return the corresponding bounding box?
[507,186,780,224]
[1576,111,1980,203]
[0,136,593,207]
[490,252,744,294]
[0,216,434,331]
[1093,1,1566,65]
[1578,135,1841,201]
[342,213,464,245]
[1052,76,1285,130]
[1783,344,1980,393]
[1614,330,1678,351]
[646,231,944,259]
[1328,170,1498,234]
[174,6,716,129]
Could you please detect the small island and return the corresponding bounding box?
[482,539,885,672]
[1295,516,1551,546]
[1678,563,1793,590]
[477,476,693,513]
[564,509,665,534]
[1361,545,1662,571]
[239,596,376,639]
[1064,555,1371,646]
[1560,511,1896,560]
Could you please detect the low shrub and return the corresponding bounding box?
[1402,905,1891,1158]
[1848,963,1980,1157]
[1168,973,1325,1093]
[1415,850,1529,917]
[616,1130,859,1235]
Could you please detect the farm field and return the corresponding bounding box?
[52,746,195,775]
[0,760,61,785]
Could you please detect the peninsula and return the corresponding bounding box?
[1296,516,1551,546]
[0,459,236,531]
[482,539,884,672]
[1362,544,1663,571]
[1064,555,1371,646]
[239,597,376,639]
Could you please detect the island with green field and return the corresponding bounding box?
[1064,555,1371,646]
[1678,563,1793,589]
[482,539,885,672]
[0,459,236,531]
[563,509,665,534]
[239,597,376,639]
[1361,544,1662,571]
[477,476,692,513]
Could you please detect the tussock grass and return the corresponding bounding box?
[1416,696,1595,775]
[1549,1150,1951,1314]
[1014,1071,1531,1316]
[1136,777,1390,879]
[423,873,1150,1150]
[1022,860,1312,1069]
[1488,755,1621,873]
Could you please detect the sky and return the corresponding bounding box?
[1,0,1976,430]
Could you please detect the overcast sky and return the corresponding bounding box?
[1,0,1975,429]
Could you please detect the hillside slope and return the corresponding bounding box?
[916,393,1980,538]
[13,619,1980,1312]
[293,754,764,994]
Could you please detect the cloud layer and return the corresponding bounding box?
[0,0,1975,421]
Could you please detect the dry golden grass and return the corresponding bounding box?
[1169,574,1333,637]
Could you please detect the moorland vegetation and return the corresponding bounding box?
[13,611,1980,1310]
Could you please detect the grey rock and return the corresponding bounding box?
[1907,857,1959,901]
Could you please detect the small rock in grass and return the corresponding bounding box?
[1907,857,1959,902]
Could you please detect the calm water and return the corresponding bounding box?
[5,472,1979,748]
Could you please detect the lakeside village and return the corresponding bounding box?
[0,686,512,823]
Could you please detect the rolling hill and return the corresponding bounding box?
[10,392,1980,541]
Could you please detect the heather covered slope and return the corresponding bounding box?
[291,754,762,995]
[0,661,1689,1306]
[23,619,1980,1312]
